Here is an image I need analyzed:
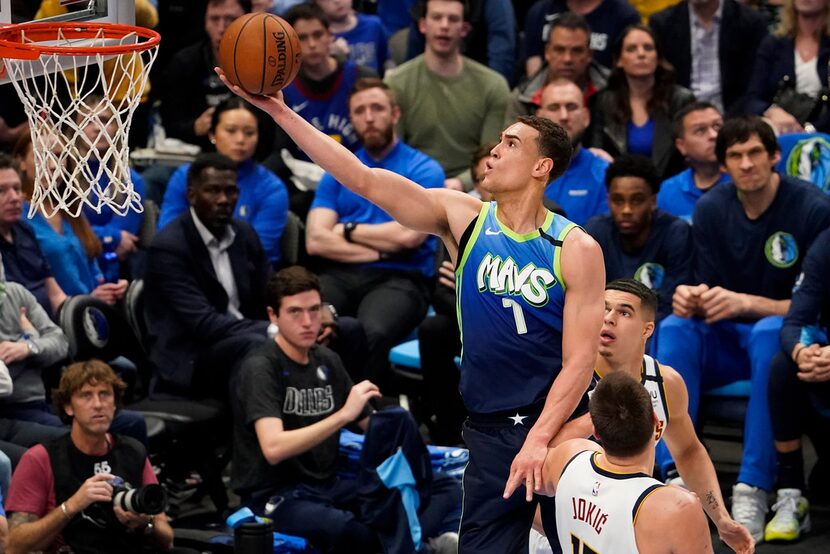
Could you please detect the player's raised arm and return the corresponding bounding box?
[215,68,480,249]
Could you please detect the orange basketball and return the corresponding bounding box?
[218,13,302,95]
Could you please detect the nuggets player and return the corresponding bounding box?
[554,279,753,553]
[542,371,714,554]
[216,67,605,552]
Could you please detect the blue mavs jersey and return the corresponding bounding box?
[283,61,360,157]
[456,202,577,413]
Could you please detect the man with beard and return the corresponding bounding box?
[536,79,609,225]
[305,78,444,387]
[585,155,692,324]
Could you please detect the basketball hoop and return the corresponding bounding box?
[0,22,160,218]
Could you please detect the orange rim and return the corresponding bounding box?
[0,22,160,60]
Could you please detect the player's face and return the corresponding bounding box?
[349,87,399,153]
[316,0,352,22]
[294,18,333,69]
[483,123,549,193]
[607,176,655,238]
[0,168,23,227]
[271,289,324,350]
[64,380,116,436]
[536,82,589,146]
[599,290,654,360]
[676,108,722,164]
[616,29,658,79]
[471,156,492,201]
[205,0,246,52]
[419,0,468,58]
[544,27,592,83]
[188,168,239,234]
[210,108,259,164]
[722,135,780,194]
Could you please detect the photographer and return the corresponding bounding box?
[5,360,175,554]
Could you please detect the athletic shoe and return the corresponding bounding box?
[427,531,459,554]
[764,488,811,542]
[731,483,768,543]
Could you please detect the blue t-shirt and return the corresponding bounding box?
[692,175,830,301]
[310,141,445,276]
[545,147,609,225]
[523,0,640,68]
[657,168,730,223]
[456,202,577,413]
[781,227,830,355]
[24,204,103,296]
[337,14,388,74]
[585,210,693,322]
[158,160,289,263]
[283,60,362,156]
[0,221,54,316]
[627,119,655,158]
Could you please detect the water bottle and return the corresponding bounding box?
[234,520,273,554]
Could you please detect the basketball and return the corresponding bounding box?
[218,13,302,95]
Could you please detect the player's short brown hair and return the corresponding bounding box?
[516,115,573,181]
[590,371,654,457]
[53,360,126,424]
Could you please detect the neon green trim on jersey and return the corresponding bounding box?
[553,222,578,292]
[454,202,489,353]
[493,205,555,242]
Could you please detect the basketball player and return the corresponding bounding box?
[216,62,605,552]
[541,371,714,554]
[553,279,754,553]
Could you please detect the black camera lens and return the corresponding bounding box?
[113,484,167,515]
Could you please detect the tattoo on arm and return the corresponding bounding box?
[8,512,38,529]
[705,490,720,511]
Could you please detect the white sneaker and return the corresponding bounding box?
[731,483,769,543]
[764,488,811,542]
[428,531,459,554]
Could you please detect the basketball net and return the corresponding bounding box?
[2,24,159,218]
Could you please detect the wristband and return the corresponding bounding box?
[343,221,358,243]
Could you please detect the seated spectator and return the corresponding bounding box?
[587,24,695,180]
[657,102,729,222]
[507,13,609,122]
[6,361,179,554]
[765,227,830,543]
[231,266,461,553]
[306,78,443,386]
[404,0,517,84]
[158,97,289,265]
[385,0,510,191]
[314,0,389,74]
[522,0,640,77]
[536,78,609,225]
[655,116,830,542]
[650,0,768,115]
[746,0,830,134]
[586,155,692,323]
[145,153,270,397]
[0,153,66,318]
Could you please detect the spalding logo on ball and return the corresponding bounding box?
[219,13,303,95]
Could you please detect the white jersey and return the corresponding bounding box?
[555,450,665,554]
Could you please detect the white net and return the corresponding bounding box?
[2,25,159,218]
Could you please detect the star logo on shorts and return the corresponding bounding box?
[508,413,527,426]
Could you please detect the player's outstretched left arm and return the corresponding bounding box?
[503,229,605,501]
[215,69,481,258]
[661,366,755,554]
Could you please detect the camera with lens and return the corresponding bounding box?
[109,477,167,515]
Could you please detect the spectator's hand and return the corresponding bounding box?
[437,260,456,291]
[0,341,30,364]
[798,345,830,382]
[330,37,350,58]
[67,473,115,513]
[91,279,128,304]
[116,231,139,260]
[588,147,614,163]
[194,107,216,138]
[19,307,35,333]
[113,506,152,531]
[671,284,708,317]
[699,286,749,324]
[718,517,755,554]
[444,178,464,191]
[504,434,548,501]
[317,304,337,345]
[763,105,804,135]
[340,380,381,422]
